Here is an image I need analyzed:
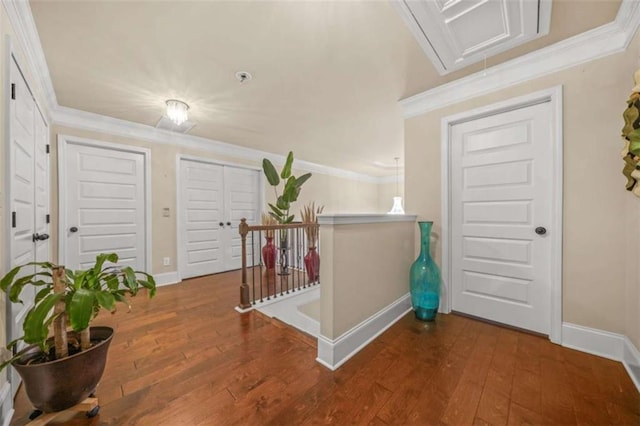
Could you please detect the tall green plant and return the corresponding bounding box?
[0,253,155,369]
[262,151,311,224]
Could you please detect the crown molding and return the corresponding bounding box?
[51,106,387,184]
[4,0,395,185]
[1,0,57,112]
[400,0,640,118]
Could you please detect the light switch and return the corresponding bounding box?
[162,208,170,217]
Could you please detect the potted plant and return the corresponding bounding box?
[0,253,155,414]
[262,151,311,273]
[300,202,323,283]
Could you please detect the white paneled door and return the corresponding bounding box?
[450,101,553,335]
[8,57,50,398]
[179,159,260,279]
[63,141,147,271]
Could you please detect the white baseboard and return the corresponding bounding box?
[0,382,13,426]
[316,293,412,371]
[562,322,640,392]
[623,336,640,392]
[154,271,180,287]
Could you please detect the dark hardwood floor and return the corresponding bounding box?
[11,270,640,425]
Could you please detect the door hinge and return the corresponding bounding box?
[46,214,50,224]
[10,83,15,100]
[46,144,50,154]
[11,212,16,228]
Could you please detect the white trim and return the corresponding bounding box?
[440,86,563,343]
[57,135,153,273]
[0,0,57,113]
[0,382,13,426]
[316,293,412,370]
[154,271,180,287]
[317,214,417,226]
[51,106,389,184]
[623,336,640,392]
[400,0,640,118]
[562,323,640,392]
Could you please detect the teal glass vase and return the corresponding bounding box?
[410,221,441,321]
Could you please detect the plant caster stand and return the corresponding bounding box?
[27,397,99,425]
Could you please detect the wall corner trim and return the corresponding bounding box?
[316,293,412,371]
[154,271,181,287]
[561,322,640,392]
[399,0,640,118]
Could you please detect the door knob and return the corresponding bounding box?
[69,226,78,233]
[219,222,224,227]
[226,222,231,226]
[32,233,50,242]
[535,227,547,235]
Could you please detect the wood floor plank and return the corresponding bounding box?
[9,270,640,425]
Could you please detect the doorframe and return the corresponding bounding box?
[57,135,152,272]
[440,85,563,344]
[175,154,265,281]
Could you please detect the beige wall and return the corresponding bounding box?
[377,181,405,213]
[405,32,640,347]
[320,220,414,339]
[52,125,385,274]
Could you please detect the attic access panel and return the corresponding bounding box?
[393,0,551,75]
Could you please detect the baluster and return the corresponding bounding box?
[259,230,263,303]
[238,218,250,309]
[251,230,255,305]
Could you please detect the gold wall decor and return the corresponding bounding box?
[621,69,640,197]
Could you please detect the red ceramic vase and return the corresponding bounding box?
[262,236,276,269]
[304,247,320,283]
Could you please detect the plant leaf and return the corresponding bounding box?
[262,159,280,186]
[93,253,118,277]
[268,203,284,218]
[96,291,116,311]
[0,266,22,292]
[280,151,293,179]
[122,267,139,295]
[35,286,52,304]
[295,173,312,188]
[23,293,63,345]
[276,196,290,211]
[113,291,131,311]
[69,288,96,331]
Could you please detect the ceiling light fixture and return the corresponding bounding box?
[166,99,189,126]
[388,157,405,215]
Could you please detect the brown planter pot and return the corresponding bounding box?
[13,326,113,412]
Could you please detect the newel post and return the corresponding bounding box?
[238,218,251,309]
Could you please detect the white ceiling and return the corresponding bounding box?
[29,0,620,177]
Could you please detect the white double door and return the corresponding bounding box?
[179,159,260,279]
[450,101,555,335]
[61,139,147,271]
[8,57,50,397]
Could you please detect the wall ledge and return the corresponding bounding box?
[318,214,417,225]
[562,322,640,392]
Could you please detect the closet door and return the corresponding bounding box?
[7,58,49,398]
[178,159,261,279]
[224,166,260,270]
[179,159,225,279]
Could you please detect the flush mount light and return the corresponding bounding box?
[165,99,189,126]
